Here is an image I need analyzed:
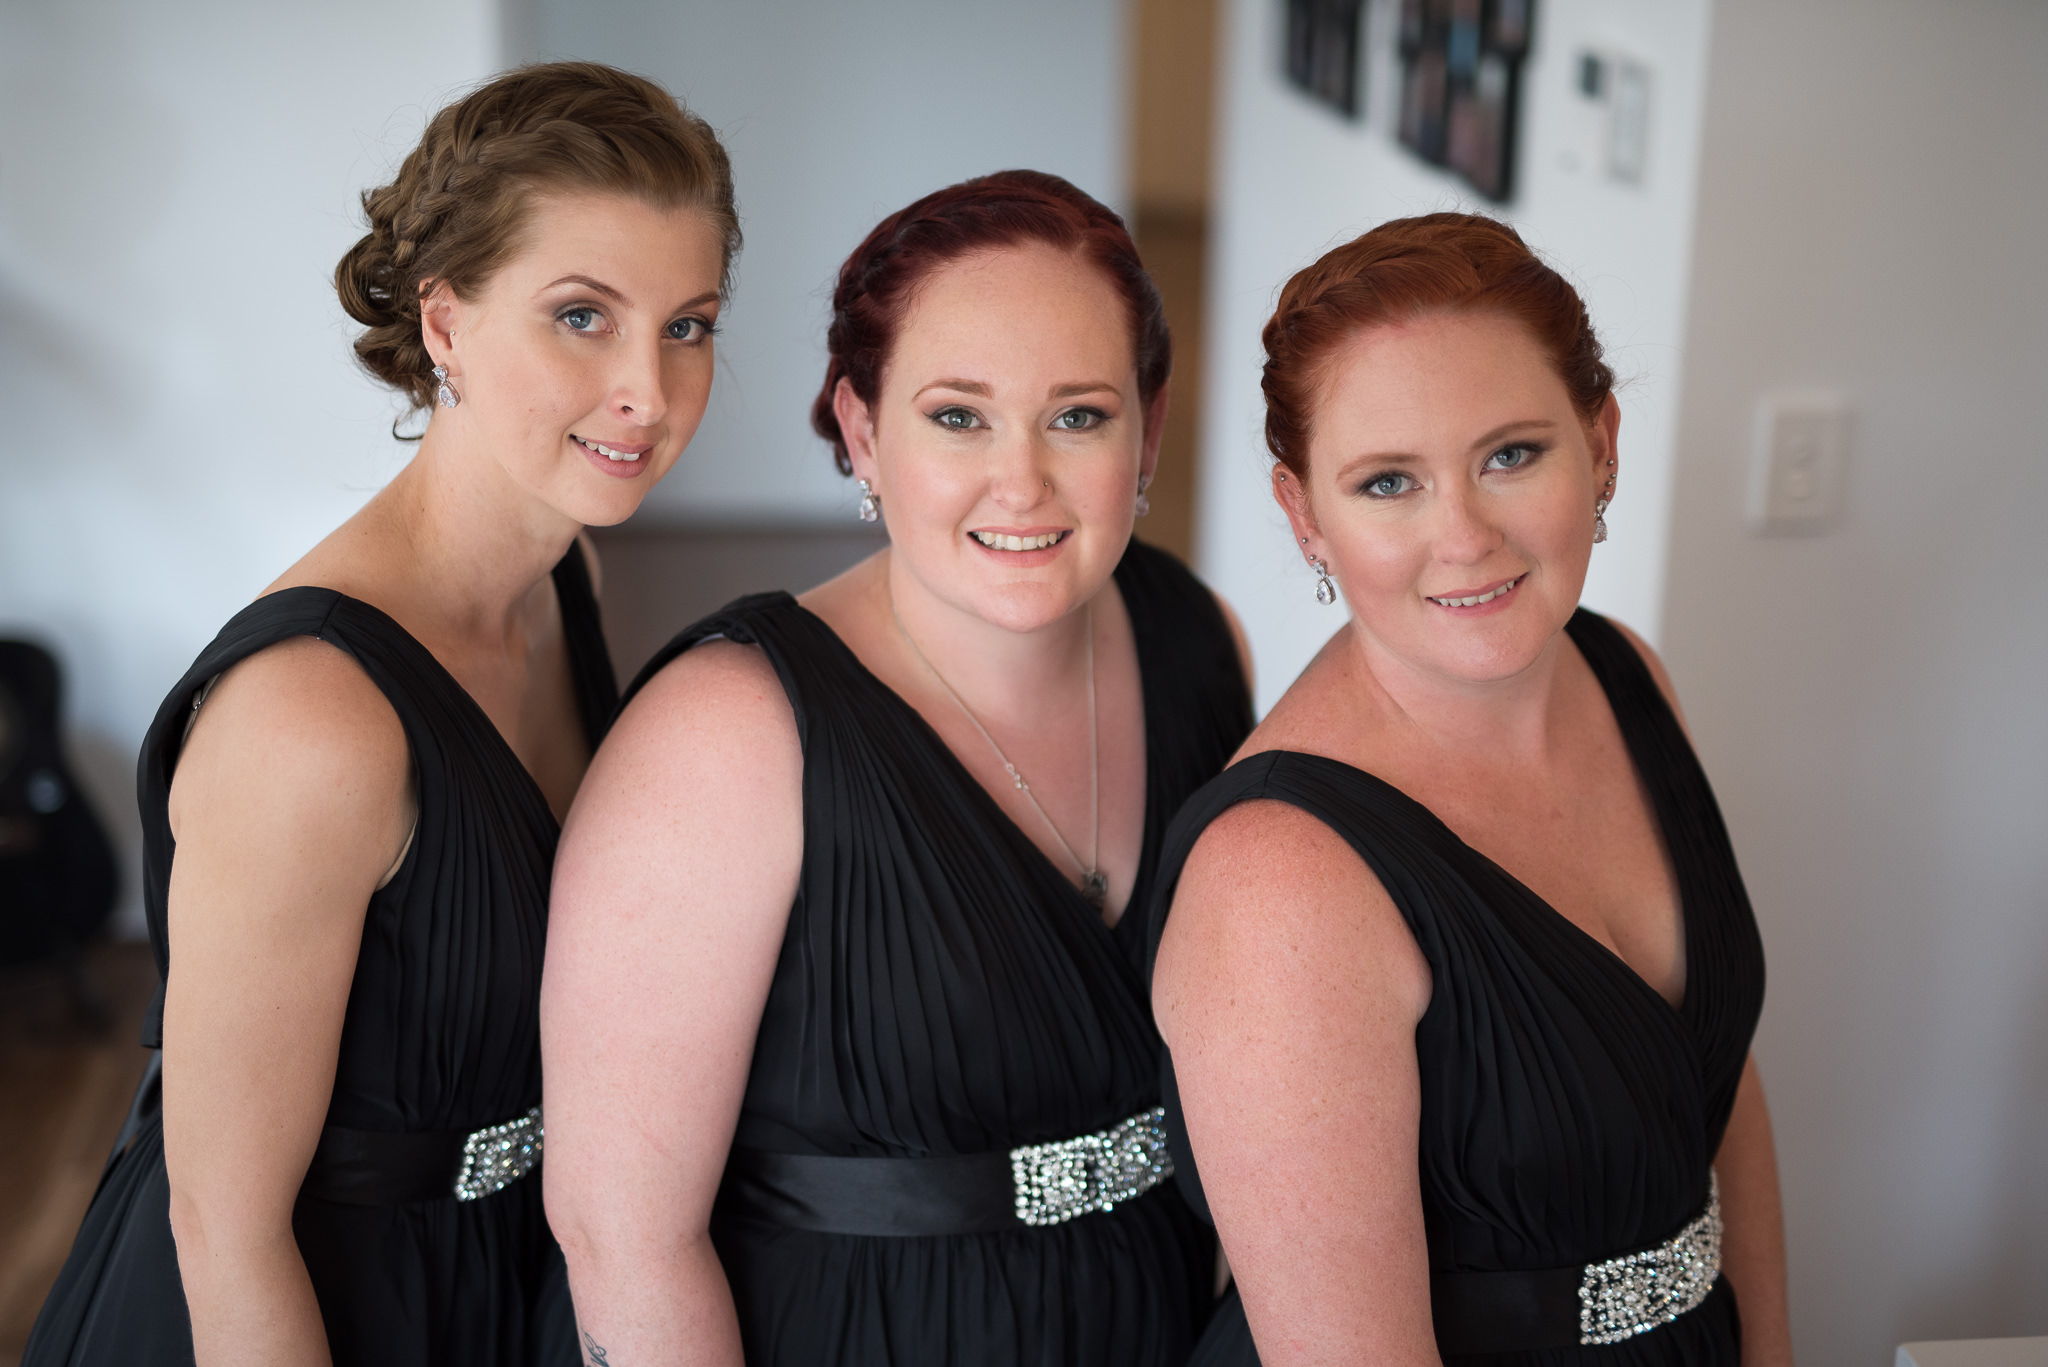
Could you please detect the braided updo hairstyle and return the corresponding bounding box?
[1262,213,1613,479]
[336,61,739,416]
[810,169,1170,475]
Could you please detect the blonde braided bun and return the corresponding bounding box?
[335,61,739,415]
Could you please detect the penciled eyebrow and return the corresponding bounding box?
[1464,418,1559,451]
[537,277,722,315]
[913,379,1120,402]
[916,378,994,399]
[539,274,629,305]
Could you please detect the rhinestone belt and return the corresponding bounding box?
[1008,1106,1174,1227]
[453,1106,544,1202]
[1578,1172,1723,1345]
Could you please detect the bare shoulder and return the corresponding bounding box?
[609,637,794,758]
[1602,617,1691,733]
[1157,795,1431,1025]
[572,636,803,847]
[176,637,407,804]
[168,635,411,895]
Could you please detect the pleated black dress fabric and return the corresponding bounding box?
[1146,610,1766,1366]
[24,545,614,1367]
[622,540,1253,1367]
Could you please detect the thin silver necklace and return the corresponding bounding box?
[889,593,1105,908]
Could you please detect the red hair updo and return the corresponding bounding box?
[810,169,1171,475]
[1262,213,1614,478]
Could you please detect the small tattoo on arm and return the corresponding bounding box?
[582,1330,612,1366]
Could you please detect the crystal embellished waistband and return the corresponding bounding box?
[1577,1172,1723,1345]
[1009,1107,1174,1227]
[453,1107,544,1202]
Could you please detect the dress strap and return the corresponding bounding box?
[621,590,825,755]
[551,539,619,748]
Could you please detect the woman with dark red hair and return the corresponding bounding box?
[1148,214,1791,1365]
[542,170,1253,1366]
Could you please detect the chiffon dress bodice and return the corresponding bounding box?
[626,541,1254,1367]
[1147,609,1767,1366]
[25,545,614,1367]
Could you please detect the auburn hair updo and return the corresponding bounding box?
[810,169,1170,475]
[336,61,740,417]
[1262,213,1613,478]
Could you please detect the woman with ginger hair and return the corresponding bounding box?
[1148,215,1792,1365]
[543,170,1253,1366]
[26,62,737,1367]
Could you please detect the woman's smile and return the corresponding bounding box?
[1425,572,1525,612]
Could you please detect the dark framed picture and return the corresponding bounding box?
[1397,0,1533,201]
[1285,0,1367,120]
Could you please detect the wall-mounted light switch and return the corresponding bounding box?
[1748,392,1851,535]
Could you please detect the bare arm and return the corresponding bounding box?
[162,639,413,1367]
[1716,1057,1793,1365]
[542,642,803,1367]
[1154,802,1439,1366]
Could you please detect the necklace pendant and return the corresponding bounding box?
[1080,870,1108,908]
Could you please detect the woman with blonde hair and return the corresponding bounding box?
[27,61,738,1367]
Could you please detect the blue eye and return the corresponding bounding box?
[666,316,710,342]
[1052,407,1106,432]
[932,406,982,431]
[1485,443,1542,470]
[560,307,600,332]
[1361,472,1414,498]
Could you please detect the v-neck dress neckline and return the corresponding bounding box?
[1141,607,1766,1367]
[618,538,1255,1367]
[781,591,1157,941]
[1295,614,1698,1026]
[29,543,618,1367]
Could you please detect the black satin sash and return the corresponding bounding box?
[1429,1265,1588,1354]
[298,1123,475,1206]
[718,1146,1026,1236]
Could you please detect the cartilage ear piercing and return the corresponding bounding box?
[433,364,459,409]
[857,479,880,523]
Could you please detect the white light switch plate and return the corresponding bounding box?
[1748,392,1851,535]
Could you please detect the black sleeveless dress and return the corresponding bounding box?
[622,540,1253,1367]
[1146,610,1765,1366]
[24,546,613,1367]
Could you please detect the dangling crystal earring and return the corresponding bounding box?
[433,364,460,409]
[1593,458,1616,544]
[1310,556,1337,606]
[857,478,880,523]
[1135,473,1153,518]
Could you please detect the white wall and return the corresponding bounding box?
[0,0,500,934]
[1200,0,1712,712]
[516,0,1129,524]
[1662,0,2048,1358]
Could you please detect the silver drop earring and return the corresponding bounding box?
[1135,473,1153,518]
[1310,556,1337,606]
[433,364,460,409]
[857,478,881,523]
[1593,457,1616,544]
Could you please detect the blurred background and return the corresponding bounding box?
[1,0,2043,1361]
